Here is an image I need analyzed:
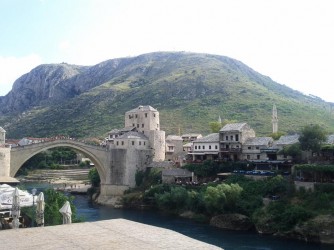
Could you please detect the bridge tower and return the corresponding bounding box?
[125,105,165,161]
[0,127,17,183]
[0,127,5,145]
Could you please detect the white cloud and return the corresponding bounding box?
[0,54,43,96]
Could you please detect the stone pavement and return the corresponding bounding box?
[0,219,222,249]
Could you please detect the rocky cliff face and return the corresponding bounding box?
[0,63,86,114]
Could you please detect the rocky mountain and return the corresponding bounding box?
[1,51,333,139]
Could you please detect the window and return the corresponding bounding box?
[144,142,146,145]
[248,146,251,150]
[137,124,139,128]
[247,155,250,160]
[129,115,131,119]
[257,155,260,159]
[209,145,211,149]
[145,113,147,118]
[142,124,144,128]
[135,114,138,118]
[203,146,205,150]
[256,146,259,150]
[230,135,233,140]
[195,146,197,149]
[132,141,134,145]
[122,141,124,145]
[154,114,156,117]
[215,145,218,149]
[139,141,141,145]
[116,141,119,146]
[226,136,228,140]
[132,123,135,127]
[235,134,239,141]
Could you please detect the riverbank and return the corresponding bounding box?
[18,168,92,194]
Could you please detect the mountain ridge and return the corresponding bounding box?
[1,51,333,139]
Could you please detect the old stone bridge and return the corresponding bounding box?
[7,139,152,202]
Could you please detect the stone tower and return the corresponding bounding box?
[125,105,165,161]
[0,127,5,145]
[0,126,11,179]
[272,104,278,134]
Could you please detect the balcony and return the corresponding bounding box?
[220,148,242,153]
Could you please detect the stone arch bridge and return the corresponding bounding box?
[8,139,151,201]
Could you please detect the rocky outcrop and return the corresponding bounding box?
[210,213,254,231]
[0,63,86,114]
[290,214,334,244]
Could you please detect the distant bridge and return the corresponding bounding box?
[8,139,151,202]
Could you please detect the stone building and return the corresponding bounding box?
[242,137,274,161]
[181,133,202,143]
[219,123,256,161]
[124,105,165,161]
[0,127,18,184]
[165,135,184,162]
[0,127,5,145]
[190,133,220,161]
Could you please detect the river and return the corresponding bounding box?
[21,182,331,250]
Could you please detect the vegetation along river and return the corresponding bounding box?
[21,182,331,250]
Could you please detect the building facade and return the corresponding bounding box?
[219,123,256,161]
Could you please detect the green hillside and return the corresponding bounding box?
[1,52,334,139]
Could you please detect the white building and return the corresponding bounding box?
[190,133,219,161]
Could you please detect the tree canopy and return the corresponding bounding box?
[299,124,327,153]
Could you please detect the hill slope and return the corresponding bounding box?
[1,52,333,139]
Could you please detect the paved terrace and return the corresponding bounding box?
[0,219,222,250]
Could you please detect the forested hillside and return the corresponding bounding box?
[1,52,333,139]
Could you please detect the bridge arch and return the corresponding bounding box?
[10,140,109,184]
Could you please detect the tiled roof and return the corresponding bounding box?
[119,127,137,133]
[244,137,273,146]
[126,105,157,113]
[117,131,148,140]
[194,133,219,143]
[275,134,300,145]
[166,135,183,141]
[220,123,248,132]
[108,129,120,134]
[162,168,192,177]
[182,133,202,137]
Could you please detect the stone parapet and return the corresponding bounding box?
[0,219,222,249]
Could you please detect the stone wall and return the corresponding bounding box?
[0,147,10,177]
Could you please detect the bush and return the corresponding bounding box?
[204,183,243,214]
[43,189,82,226]
[88,168,100,187]
[155,186,189,211]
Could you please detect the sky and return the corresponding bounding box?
[1,0,333,102]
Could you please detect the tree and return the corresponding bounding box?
[88,168,101,187]
[269,132,285,140]
[299,124,327,154]
[43,189,81,226]
[280,143,302,159]
[204,183,243,214]
[209,121,222,133]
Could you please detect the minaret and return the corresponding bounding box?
[272,104,278,133]
[218,116,222,125]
